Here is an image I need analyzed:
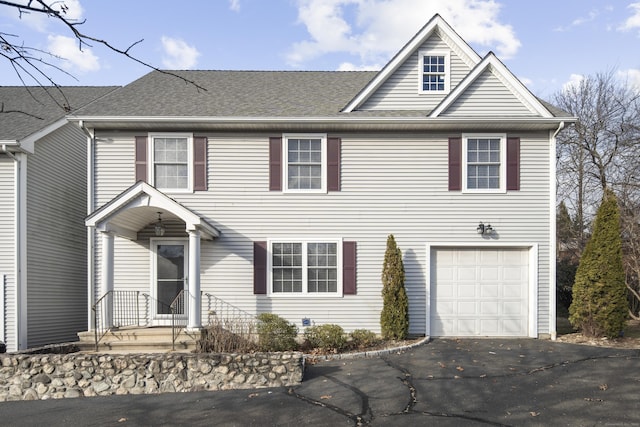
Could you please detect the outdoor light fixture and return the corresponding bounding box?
[154,212,166,237]
[476,222,493,235]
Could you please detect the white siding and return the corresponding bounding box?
[26,123,87,347]
[0,156,16,350]
[441,69,536,117]
[93,131,552,336]
[361,34,472,111]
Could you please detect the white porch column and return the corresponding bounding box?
[187,230,201,330]
[101,231,115,329]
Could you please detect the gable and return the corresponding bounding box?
[438,68,538,117]
[360,32,475,111]
[343,14,481,113]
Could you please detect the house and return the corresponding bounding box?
[72,14,573,341]
[0,86,118,351]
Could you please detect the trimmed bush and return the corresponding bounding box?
[569,189,628,338]
[256,313,298,351]
[304,324,347,352]
[349,329,379,350]
[380,234,409,340]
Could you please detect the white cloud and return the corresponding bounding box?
[229,0,241,12]
[286,0,521,68]
[617,68,640,91]
[161,36,201,69]
[562,73,584,93]
[619,2,640,32]
[47,34,100,73]
[337,61,381,71]
[553,8,607,33]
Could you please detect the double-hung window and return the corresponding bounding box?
[270,240,341,296]
[149,133,193,192]
[284,134,326,192]
[419,50,450,93]
[463,134,506,192]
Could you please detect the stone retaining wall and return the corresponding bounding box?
[0,352,304,401]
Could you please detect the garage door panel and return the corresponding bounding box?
[458,267,476,280]
[481,284,499,298]
[458,283,477,296]
[431,248,529,337]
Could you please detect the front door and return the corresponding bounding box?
[152,240,188,324]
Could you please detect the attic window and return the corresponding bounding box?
[419,50,450,93]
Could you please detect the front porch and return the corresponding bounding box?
[84,182,225,351]
[78,290,256,352]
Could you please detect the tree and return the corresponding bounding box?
[554,71,640,318]
[380,234,409,340]
[569,189,627,338]
[556,201,579,310]
[0,1,203,112]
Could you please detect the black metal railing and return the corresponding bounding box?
[204,293,256,333]
[170,290,187,350]
[92,290,148,352]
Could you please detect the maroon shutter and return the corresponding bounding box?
[193,136,207,191]
[269,137,282,191]
[327,137,341,191]
[448,137,462,191]
[343,241,357,295]
[506,137,520,191]
[253,241,267,295]
[135,136,147,183]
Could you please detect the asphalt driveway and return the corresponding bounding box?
[2,339,639,426]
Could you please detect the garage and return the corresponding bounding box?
[430,247,530,337]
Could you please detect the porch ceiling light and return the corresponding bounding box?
[155,212,166,237]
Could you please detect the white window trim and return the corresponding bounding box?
[148,132,194,193]
[267,238,343,297]
[282,133,327,193]
[462,133,507,193]
[418,50,450,94]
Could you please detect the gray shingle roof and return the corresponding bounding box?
[74,71,378,117]
[0,86,119,141]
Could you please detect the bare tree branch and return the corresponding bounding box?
[1,0,207,114]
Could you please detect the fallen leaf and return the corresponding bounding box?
[599,384,608,391]
[248,393,259,398]
[480,374,487,378]
[454,375,461,379]
[320,395,332,400]
[530,411,540,417]
[118,418,127,423]
[438,362,446,368]
[456,366,464,371]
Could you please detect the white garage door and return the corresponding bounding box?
[430,248,529,337]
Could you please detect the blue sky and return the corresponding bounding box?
[1,0,639,100]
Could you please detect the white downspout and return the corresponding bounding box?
[549,121,565,341]
[79,121,96,331]
[1,144,27,350]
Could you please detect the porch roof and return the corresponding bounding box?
[86,181,220,240]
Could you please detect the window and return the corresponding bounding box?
[149,133,193,191]
[270,240,340,295]
[419,50,450,93]
[284,134,326,192]
[463,134,506,192]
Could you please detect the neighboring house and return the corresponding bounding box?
[0,86,118,351]
[73,15,574,340]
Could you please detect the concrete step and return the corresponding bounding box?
[76,327,199,353]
